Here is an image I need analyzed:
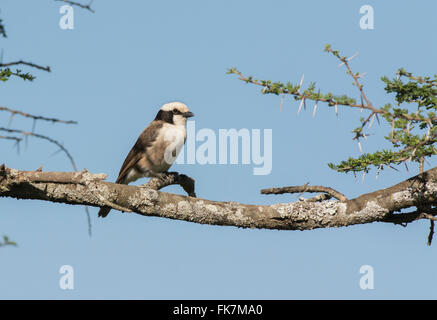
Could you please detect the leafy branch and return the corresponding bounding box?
[0,235,17,247]
[228,44,437,176]
[0,68,36,82]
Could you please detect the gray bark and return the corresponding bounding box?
[1,164,436,230]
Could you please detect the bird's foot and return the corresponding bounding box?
[140,172,169,188]
[156,172,169,180]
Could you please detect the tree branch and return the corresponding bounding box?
[0,135,21,143]
[0,60,51,72]
[0,128,77,170]
[54,0,95,13]
[261,185,347,201]
[144,172,196,197]
[0,106,77,125]
[2,164,437,231]
[229,69,437,124]
[0,19,6,38]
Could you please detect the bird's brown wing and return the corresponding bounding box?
[116,121,163,183]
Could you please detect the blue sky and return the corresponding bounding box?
[0,0,436,299]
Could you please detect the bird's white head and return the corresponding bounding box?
[157,102,194,126]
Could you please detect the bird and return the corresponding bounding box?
[98,101,194,218]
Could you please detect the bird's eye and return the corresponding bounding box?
[172,109,179,115]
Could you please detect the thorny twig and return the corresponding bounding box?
[0,106,77,126]
[0,60,51,72]
[0,127,77,171]
[261,185,347,202]
[54,0,95,13]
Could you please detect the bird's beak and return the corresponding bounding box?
[183,111,194,118]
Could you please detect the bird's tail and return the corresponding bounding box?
[98,207,111,218]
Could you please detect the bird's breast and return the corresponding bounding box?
[143,123,186,173]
